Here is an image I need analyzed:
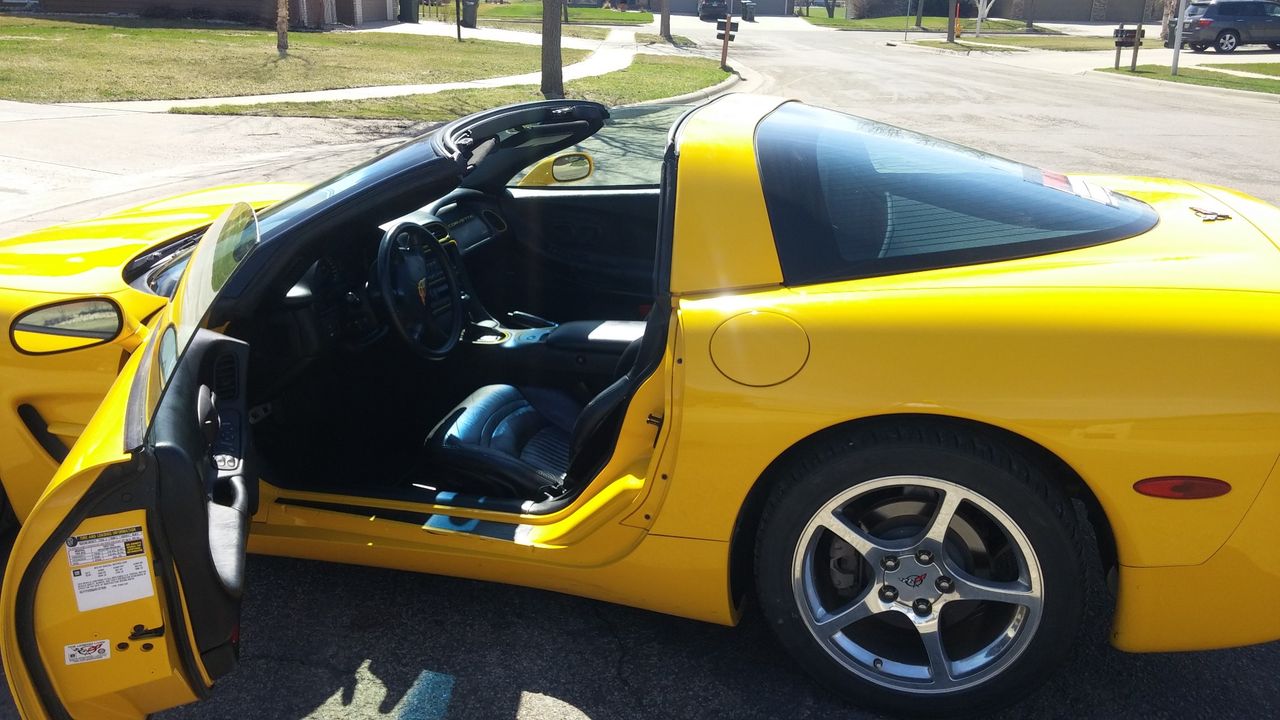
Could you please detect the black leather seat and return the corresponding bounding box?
[425,339,642,498]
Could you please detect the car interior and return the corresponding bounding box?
[224,102,680,514]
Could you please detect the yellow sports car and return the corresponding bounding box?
[3,95,1279,719]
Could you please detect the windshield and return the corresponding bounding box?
[1187,3,1209,14]
[162,202,258,388]
[509,105,687,188]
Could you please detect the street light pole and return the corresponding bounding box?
[1171,0,1188,75]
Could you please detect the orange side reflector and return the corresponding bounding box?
[1133,476,1231,499]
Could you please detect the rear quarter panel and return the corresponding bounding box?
[654,282,1280,569]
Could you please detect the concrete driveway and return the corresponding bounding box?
[2,13,1279,720]
[0,101,424,239]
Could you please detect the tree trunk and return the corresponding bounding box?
[1161,0,1178,39]
[276,0,289,58]
[541,0,565,99]
[660,0,671,40]
[825,0,835,18]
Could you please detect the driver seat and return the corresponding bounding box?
[424,339,643,498]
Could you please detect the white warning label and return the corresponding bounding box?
[64,639,111,665]
[65,526,154,612]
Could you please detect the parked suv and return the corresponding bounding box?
[1165,0,1280,52]
[698,0,728,20]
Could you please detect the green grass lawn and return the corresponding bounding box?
[636,32,697,47]
[967,35,1115,50]
[479,1,653,25]
[915,40,1019,52]
[1099,65,1280,94]
[0,15,586,102]
[172,55,729,121]
[803,14,1046,32]
[1201,62,1280,77]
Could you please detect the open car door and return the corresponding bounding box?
[1,205,260,720]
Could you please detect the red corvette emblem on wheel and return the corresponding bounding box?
[902,573,928,588]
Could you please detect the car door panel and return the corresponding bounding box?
[497,189,659,321]
[2,322,253,720]
[1266,2,1280,39]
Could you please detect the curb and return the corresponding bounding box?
[1084,69,1280,102]
[889,41,977,56]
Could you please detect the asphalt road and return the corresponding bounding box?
[3,15,1280,720]
[696,14,1280,205]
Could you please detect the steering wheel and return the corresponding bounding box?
[375,221,465,360]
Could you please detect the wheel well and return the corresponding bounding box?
[727,414,1118,608]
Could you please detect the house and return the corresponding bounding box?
[36,0,404,27]
[667,0,795,15]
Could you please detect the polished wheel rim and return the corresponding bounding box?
[1219,34,1237,50]
[790,476,1044,694]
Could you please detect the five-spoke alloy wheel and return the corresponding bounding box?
[756,423,1084,717]
[1214,30,1240,53]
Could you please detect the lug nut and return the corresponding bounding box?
[879,585,899,603]
[913,598,933,616]
[935,576,955,594]
[916,549,934,565]
[880,556,900,572]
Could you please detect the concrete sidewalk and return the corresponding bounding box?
[59,27,639,113]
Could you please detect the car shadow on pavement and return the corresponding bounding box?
[0,529,1276,720]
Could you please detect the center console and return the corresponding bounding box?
[464,317,646,390]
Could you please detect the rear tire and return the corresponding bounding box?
[754,422,1085,718]
[1214,30,1240,52]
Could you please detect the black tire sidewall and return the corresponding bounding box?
[756,440,1084,718]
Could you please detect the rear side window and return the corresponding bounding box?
[755,103,1158,285]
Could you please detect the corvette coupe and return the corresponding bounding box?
[2,94,1279,720]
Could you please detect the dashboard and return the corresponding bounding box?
[261,192,511,367]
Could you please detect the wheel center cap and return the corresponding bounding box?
[882,555,939,605]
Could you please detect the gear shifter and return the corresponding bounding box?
[506,311,557,329]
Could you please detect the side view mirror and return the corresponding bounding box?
[11,298,124,355]
[516,151,596,187]
[551,152,594,183]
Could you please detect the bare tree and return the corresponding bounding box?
[276,0,289,58]
[541,0,565,98]
[1161,0,1179,39]
[660,0,671,41]
[973,0,996,35]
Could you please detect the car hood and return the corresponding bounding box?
[0,183,305,295]
[823,175,1280,296]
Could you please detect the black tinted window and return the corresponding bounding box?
[755,104,1158,285]
[1217,2,1247,13]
